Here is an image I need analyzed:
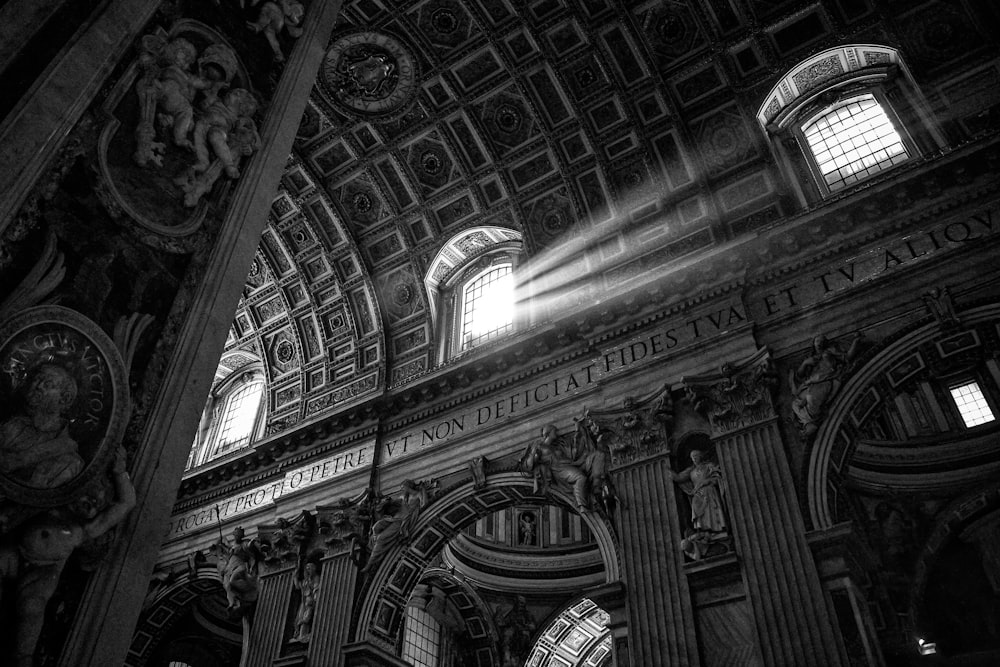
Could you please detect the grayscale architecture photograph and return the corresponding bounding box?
[0,1,998,666]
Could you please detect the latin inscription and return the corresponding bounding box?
[381,301,747,463]
[752,207,995,319]
[166,441,372,538]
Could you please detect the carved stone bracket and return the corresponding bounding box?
[682,348,778,438]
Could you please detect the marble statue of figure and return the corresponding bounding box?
[133,37,217,167]
[247,0,305,63]
[290,558,321,643]
[671,449,730,560]
[519,424,589,512]
[789,332,863,437]
[0,362,84,490]
[671,449,727,533]
[0,447,135,667]
[213,526,261,612]
[361,479,431,573]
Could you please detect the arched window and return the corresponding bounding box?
[425,227,524,361]
[758,45,944,204]
[186,361,266,471]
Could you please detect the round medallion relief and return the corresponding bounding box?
[323,32,418,119]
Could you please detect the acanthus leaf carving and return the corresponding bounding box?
[683,348,778,437]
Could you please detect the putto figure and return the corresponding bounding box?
[247,0,305,63]
[0,362,84,490]
[133,36,216,166]
[211,526,261,613]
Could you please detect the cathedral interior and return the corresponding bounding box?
[1,0,999,666]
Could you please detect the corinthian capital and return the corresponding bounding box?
[681,348,778,437]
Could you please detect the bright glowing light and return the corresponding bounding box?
[462,265,514,349]
[950,381,996,427]
[802,94,909,191]
[917,638,937,655]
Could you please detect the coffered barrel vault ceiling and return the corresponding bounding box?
[215,0,984,439]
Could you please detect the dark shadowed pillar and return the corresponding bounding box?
[55,2,343,665]
[615,457,701,666]
[683,349,847,667]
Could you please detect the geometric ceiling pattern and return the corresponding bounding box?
[211,0,968,441]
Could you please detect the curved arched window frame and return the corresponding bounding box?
[186,367,267,471]
[424,227,524,363]
[758,45,946,206]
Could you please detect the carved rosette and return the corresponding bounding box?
[682,348,778,437]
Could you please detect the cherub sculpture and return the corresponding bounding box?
[247,0,305,62]
[133,36,215,167]
[175,88,260,207]
[0,447,135,667]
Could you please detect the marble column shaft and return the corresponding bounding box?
[616,457,700,667]
[716,420,845,667]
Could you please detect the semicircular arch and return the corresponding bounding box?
[806,300,1000,529]
[354,472,622,652]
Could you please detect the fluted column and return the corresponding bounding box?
[586,390,700,667]
[308,553,360,667]
[683,349,846,667]
[246,571,295,667]
[615,457,700,667]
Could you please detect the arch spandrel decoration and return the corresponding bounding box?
[355,473,622,652]
[806,301,1000,529]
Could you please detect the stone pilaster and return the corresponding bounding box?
[615,457,701,666]
[683,349,846,667]
[586,389,700,666]
[55,3,344,665]
[245,570,296,667]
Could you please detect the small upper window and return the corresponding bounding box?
[949,381,996,428]
[211,379,265,457]
[425,227,524,362]
[757,45,944,205]
[801,94,909,192]
[186,361,266,471]
[460,263,514,351]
